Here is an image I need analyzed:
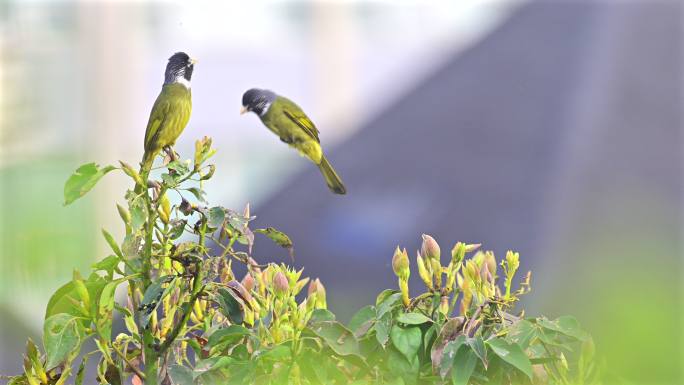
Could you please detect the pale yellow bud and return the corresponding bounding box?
[416,254,433,289]
[392,247,410,280]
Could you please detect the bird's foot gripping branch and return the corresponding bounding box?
[5,137,598,385]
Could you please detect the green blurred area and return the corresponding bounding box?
[0,160,96,320]
[538,196,682,384]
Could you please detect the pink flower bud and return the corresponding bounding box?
[273,271,289,296]
[241,272,256,292]
[421,234,441,262]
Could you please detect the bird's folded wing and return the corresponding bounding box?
[144,98,171,150]
[282,108,320,143]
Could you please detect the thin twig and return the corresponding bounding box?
[111,343,146,380]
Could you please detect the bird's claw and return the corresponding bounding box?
[163,146,179,163]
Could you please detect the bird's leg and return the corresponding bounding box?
[163,146,179,162]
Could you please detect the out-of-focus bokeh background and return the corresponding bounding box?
[0,0,681,383]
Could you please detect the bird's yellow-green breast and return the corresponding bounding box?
[144,83,192,155]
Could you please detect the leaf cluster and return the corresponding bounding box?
[4,137,598,385]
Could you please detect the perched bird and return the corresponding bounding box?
[241,89,346,194]
[139,52,197,183]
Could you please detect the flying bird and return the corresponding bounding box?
[241,89,346,195]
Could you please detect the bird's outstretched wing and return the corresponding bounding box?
[282,103,320,143]
[144,97,171,151]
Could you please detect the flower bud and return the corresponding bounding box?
[241,272,256,292]
[307,278,327,309]
[194,136,214,169]
[392,247,410,280]
[170,286,181,306]
[273,271,289,297]
[119,161,145,186]
[416,254,433,289]
[430,257,443,288]
[439,295,449,316]
[505,250,520,272]
[450,242,466,266]
[73,278,91,313]
[158,193,171,224]
[117,203,131,225]
[420,234,441,262]
[484,251,497,278]
[465,260,480,282]
[465,243,481,253]
[480,262,492,281]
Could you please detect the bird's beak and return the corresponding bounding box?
[240,106,248,115]
[190,58,198,65]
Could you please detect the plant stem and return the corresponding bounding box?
[112,343,146,380]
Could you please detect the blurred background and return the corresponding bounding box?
[0,0,681,383]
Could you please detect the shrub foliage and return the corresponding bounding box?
[4,138,597,385]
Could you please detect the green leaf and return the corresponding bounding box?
[538,316,588,340]
[486,338,533,379]
[256,344,292,362]
[161,173,178,188]
[193,357,233,379]
[309,321,361,357]
[374,314,392,346]
[169,219,187,240]
[207,325,250,349]
[64,163,115,205]
[43,313,83,369]
[129,197,146,232]
[139,275,175,328]
[467,336,488,369]
[387,346,420,378]
[216,287,244,325]
[376,291,402,319]
[390,325,422,362]
[167,160,190,175]
[310,308,336,323]
[430,317,465,374]
[96,277,129,340]
[348,305,375,333]
[186,187,207,203]
[439,335,466,378]
[396,312,431,325]
[168,364,194,385]
[208,206,226,228]
[6,376,29,385]
[423,323,438,354]
[375,289,396,305]
[92,255,122,277]
[45,276,107,320]
[506,319,537,350]
[451,345,478,385]
[101,228,122,257]
[254,227,294,258]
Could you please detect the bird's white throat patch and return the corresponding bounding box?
[260,102,272,116]
[176,77,191,89]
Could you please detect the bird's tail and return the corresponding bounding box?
[318,155,346,195]
[135,150,155,194]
